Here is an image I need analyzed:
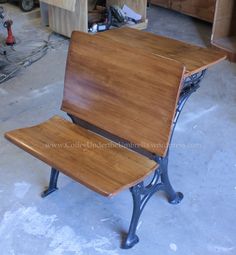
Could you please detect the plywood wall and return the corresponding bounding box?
[48,0,88,37]
[41,0,76,12]
[212,0,235,40]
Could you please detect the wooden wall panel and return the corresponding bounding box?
[171,0,182,12]
[211,0,236,61]
[180,0,216,22]
[151,0,170,8]
[41,0,76,12]
[151,0,216,22]
[212,0,235,39]
[48,0,88,37]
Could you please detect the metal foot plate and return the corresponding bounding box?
[168,192,184,204]
[41,187,58,198]
[122,234,139,249]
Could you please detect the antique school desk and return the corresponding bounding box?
[5,29,225,249]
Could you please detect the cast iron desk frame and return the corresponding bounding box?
[41,69,206,249]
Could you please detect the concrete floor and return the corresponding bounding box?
[0,3,236,255]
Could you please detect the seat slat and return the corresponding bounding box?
[5,116,158,197]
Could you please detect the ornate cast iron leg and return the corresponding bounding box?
[41,168,59,198]
[157,154,184,204]
[123,160,183,249]
[156,70,207,204]
[122,184,142,249]
[123,171,162,249]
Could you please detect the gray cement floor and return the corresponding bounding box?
[0,4,236,255]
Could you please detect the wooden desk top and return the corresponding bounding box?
[100,28,226,77]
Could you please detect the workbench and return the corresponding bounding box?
[39,0,148,37]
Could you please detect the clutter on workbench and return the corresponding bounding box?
[88,3,143,33]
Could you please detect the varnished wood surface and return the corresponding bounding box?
[5,116,158,197]
[40,0,77,12]
[211,0,236,61]
[151,0,216,23]
[62,31,185,157]
[99,27,226,77]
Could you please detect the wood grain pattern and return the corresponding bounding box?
[179,0,216,22]
[5,116,158,197]
[62,31,185,157]
[211,0,236,61]
[151,0,170,8]
[48,0,89,37]
[40,0,77,12]
[151,0,216,22]
[99,27,226,77]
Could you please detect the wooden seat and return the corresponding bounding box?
[5,116,157,196]
[99,27,226,77]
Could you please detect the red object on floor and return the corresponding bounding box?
[5,20,15,46]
